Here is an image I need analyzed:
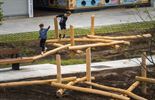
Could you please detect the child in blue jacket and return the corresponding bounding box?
[39,24,50,54]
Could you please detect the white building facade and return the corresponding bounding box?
[1,0,154,18]
[1,0,33,17]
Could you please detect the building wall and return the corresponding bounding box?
[2,0,28,16]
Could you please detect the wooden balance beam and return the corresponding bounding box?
[0,77,77,87]
[87,34,152,40]
[69,41,130,50]
[85,82,147,100]
[46,38,122,43]
[0,57,34,65]
[51,82,130,100]
[33,44,71,60]
[0,44,71,65]
[56,77,95,97]
[136,76,155,84]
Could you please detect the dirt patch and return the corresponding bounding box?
[0,67,155,100]
[0,30,155,99]
[0,30,155,67]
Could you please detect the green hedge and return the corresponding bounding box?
[0,1,3,24]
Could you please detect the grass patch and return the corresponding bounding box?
[0,21,155,43]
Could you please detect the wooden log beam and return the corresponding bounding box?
[0,57,34,65]
[51,82,130,100]
[91,15,95,35]
[69,41,130,50]
[56,54,62,83]
[127,81,140,92]
[54,17,59,39]
[123,81,140,97]
[85,82,147,100]
[86,48,91,82]
[0,44,71,65]
[70,25,75,46]
[87,34,151,40]
[56,77,95,97]
[48,43,64,47]
[0,77,77,87]
[33,44,71,60]
[141,52,147,94]
[119,81,140,99]
[46,38,121,43]
[48,43,84,55]
[136,76,155,84]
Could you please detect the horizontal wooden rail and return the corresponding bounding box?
[87,34,151,40]
[69,41,130,50]
[0,77,77,87]
[136,76,155,84]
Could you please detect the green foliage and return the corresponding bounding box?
[0,1,3,24]
[0,21,154,43]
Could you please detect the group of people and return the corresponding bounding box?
[39,11,71,54]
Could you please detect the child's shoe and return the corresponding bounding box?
[41,51,44,55]
[45,47,48,52]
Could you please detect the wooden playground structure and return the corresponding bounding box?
[0,15,154,100]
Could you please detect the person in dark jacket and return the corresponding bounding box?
[56,11,71,38]
[39,23,50,54]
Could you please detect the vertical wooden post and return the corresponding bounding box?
[54,17,59,39]
[91,15,95,35]
[141,52,147,94]
[70,25,75,46]
[56,54,62,83]
[86,48,91,84]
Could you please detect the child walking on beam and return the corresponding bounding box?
[56,11,71,39]
[39,23,50,54]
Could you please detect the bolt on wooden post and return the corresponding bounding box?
[86,48,92,84]
[141,52,147,94]
[56,54,62,83]
[91,15,95,35]
[54,17,59,39]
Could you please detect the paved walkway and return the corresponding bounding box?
[0,7,155,34]
[0,55,154,82]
